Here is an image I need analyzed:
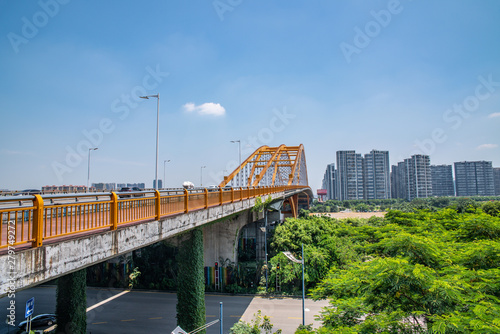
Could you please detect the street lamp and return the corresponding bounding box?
[139,94,160,190]
[200,166,206,187]
[163,160,170,189]
[87,147,98,192]
[230,140,241,187]
[283,243,306,326]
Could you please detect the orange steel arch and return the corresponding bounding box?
[219,144,309,187]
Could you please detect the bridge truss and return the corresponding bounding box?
[219,144,309,188]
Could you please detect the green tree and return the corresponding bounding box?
[56,269,87,334]
[176,229,206,333]
[482,201,500,217]
[307,210,500,333]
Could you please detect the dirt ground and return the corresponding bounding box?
[309,211,386,219]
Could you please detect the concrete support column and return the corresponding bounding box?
[202,209,261,267]
[56,268,87,334]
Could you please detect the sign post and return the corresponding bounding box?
[25,297,34,333]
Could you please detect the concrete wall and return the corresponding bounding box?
[0,194,282,298]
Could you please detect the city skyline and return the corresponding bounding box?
[323,148,498,200]
[1,1,499,191]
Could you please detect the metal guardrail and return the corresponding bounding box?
[0,186,305,249]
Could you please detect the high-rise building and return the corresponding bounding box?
[336,151,364,201]
[391,162,407,199]
[431,165,454,197]
[494,168,500,196]
[391,155,432,201]
[321,163,337,200]
[363,150,391,199]
[153,179,163,189]
[454,161,494,196]
[406,155,432,200]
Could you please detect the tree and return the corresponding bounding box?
[482,201,500,217]
[176,228,206,333]
[308,210,500,333]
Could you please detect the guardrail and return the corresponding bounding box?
[0,185,304,250]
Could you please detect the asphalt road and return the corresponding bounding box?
[0,286,328,333]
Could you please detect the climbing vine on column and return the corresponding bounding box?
[176,228,206,333]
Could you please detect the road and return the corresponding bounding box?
[0,286,328,333]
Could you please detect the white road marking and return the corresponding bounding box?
[86,290,130,312]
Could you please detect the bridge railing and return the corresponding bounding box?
[0,185,306,250]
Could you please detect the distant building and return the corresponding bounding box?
[494,168,500,196]
[363,150,391,199]
[391,162,406,199]
[431,165,455,197]
[153,179,162,189]
[42,185,86,193]
[454,161,494,196]
[321,163,336,200]
[116,183,145,190]
[336,151,364,201]
[92,183,116,191]
[127,183,145,189]
[317,189,327,202]
[406,155,432,200]
[391,155,432,201]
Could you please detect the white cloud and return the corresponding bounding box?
[476,143,498,150]
[182,102,226,116]
[488,112,500,118]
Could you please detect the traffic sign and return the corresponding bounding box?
[25,297,35,318]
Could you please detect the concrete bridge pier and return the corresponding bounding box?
[202,209,263,267]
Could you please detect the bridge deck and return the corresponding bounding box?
[0,186,308,252]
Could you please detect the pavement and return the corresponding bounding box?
[0,286,329,333]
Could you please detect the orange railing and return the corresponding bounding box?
[0,185,306,250]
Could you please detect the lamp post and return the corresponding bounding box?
[265,208,268,292]
[200,166,206,187]
[163,160,170,189]
[283,243,305,326]
[139,94,160,190]
[87,147,98,192]
[230,140,241,187]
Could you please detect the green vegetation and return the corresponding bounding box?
[86,197,500,332]
[268,203,500,333]
[229,310,282,334]
[55,269,87,334]
[176,228,206,333]
[132,241,178,290]
[309,196,500,213]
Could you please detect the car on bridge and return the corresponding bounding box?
[118,187,144,198]
[14,189,41,196]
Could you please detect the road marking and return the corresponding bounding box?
[92,322,108,325]
[86,290,130,312]
[230,315,242,317]
[121,319,136,322]
[149,317,163,320]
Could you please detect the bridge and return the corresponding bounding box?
[0,145,312,297]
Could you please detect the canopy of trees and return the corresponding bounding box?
[269,203,500,333]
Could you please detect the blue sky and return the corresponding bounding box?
[0,0,499,191]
